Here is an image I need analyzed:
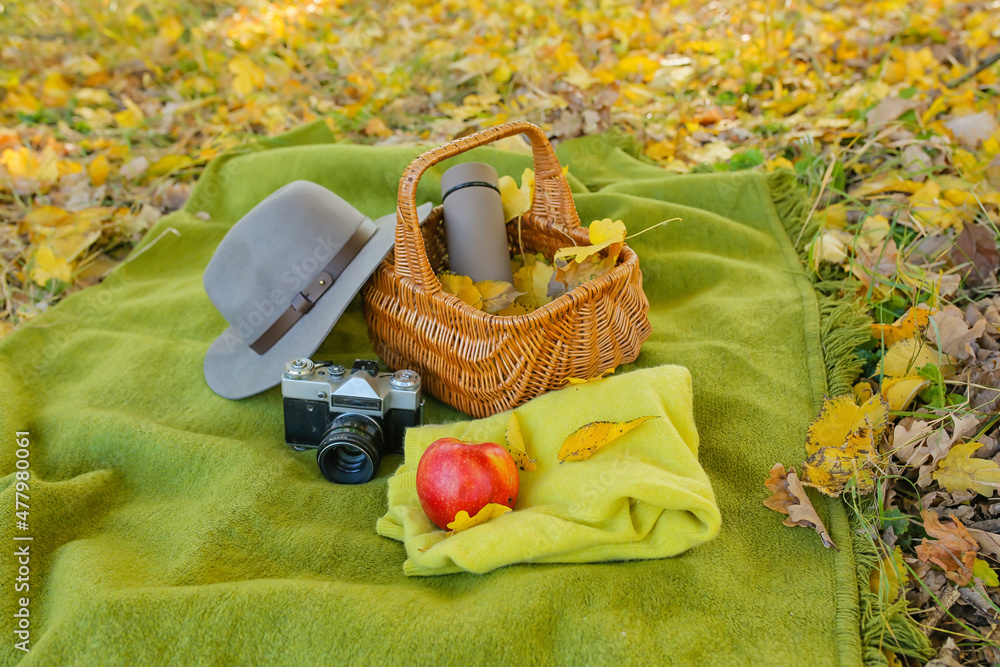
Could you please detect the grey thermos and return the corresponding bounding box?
[440,162,514,284]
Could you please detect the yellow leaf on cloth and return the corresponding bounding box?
[763,464,837,549]
[870,304,931,346]
[805,395,888,457]
[566,368,615,385]
[504,413,537,472]
[376,366,721,575]
[932,441,1000,498]
[446,504,513,536]
[557,415,657,462]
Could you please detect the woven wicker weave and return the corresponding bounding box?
[361,121,651,418]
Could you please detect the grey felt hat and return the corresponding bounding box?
[202,180,430,399]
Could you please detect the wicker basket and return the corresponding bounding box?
[362,121,651,418]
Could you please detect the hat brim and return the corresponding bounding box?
[203,204,432,399]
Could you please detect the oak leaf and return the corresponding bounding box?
[915,510,977,585]
[503,413,537,472]
[557,415,657,462]
[763,464,837,549]
[931,441,1000,498]
[446,503,513,536]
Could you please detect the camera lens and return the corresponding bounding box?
[315,414,384,484]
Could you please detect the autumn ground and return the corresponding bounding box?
[2,0,1000,664]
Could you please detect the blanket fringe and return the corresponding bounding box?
[851,515,934,666]
[766,170,871,396]
[767,170,932,665]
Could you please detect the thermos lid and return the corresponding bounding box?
[440,162,499,198]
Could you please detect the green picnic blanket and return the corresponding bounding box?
[1,124,864,665]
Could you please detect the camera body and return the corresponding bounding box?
[281,358,422,483]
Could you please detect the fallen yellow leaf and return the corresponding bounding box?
[148,154,194,176]
[30,245,73,286]
[880,339,949,378]
[512,259,554,311]
[870,304,931,346]
[800,394,888,496]
[228,55,266,96]
[932,441,1000,498]
[557,415,657,462]
[88,154,110,186]
[566,368,615,385]
[41,72,72,107]
[880,376,930,412]
[113,98,144,129]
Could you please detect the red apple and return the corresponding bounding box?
[415,437,519,530]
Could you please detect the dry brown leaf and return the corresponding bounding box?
[891,418,934,466]
[949,223,999,288]
[915,510,978,585]
[929,306,989,361]
[867,96,923,129]
[968,528,1000,558]
[763,464,837,549]
[943,111,1000,150]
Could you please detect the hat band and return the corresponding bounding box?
[249,218,377,355]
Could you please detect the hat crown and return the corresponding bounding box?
[203,181,366,343]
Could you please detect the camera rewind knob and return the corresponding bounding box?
[390,369,420,390]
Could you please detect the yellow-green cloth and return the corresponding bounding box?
[378,366,721,575]
[0,123,869,665]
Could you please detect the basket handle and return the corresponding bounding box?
[395,121,581,289]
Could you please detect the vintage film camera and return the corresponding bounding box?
[282,359,423,484]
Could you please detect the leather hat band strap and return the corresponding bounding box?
[249,218,377,355]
